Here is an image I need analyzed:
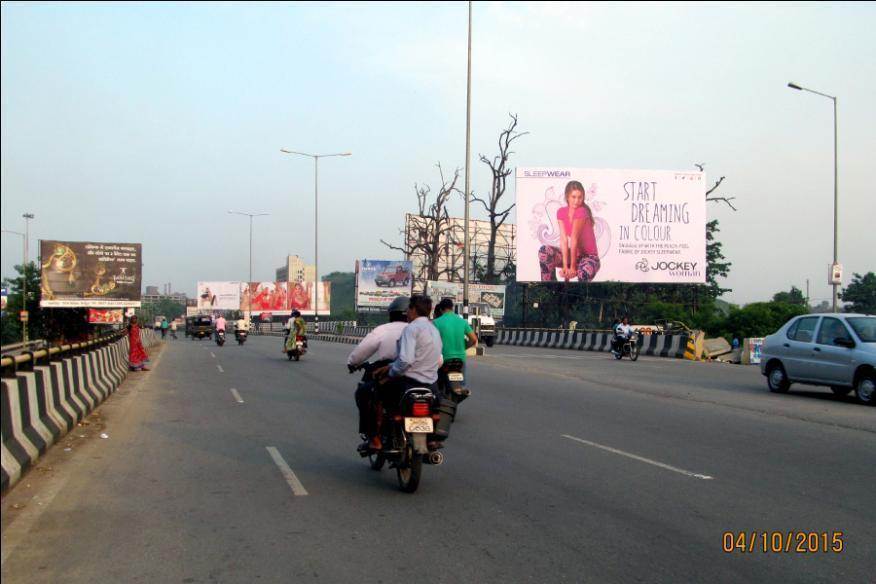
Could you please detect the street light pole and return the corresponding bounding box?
[462,0,473,316]
[22,213,34,343]
[280,149,351,335]
[787,82,839,312]
[228,210,270,319]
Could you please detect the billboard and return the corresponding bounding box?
[425,281,507,318]
[40,241,142,307]
[240,281,330,315]
[356,259,413,311]
[88,308,124,324]
[197,281,243,310]
[516,168,706,283]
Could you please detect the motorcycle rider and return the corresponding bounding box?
[284,310,307,353]
[372,295,443,448]
[214,314,227,341]
[611,316,633,356]
[348,296,410,452]
[432,298,477,394]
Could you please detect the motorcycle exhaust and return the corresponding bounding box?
[426,451,445,466]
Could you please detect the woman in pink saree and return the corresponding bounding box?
[128,315,150,371]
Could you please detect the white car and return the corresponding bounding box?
[760,313,875,405]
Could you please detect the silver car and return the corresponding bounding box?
[760,313,875,405]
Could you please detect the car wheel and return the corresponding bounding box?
[830,386,852,396]
[767,362,790,393]
[856,373,875,406]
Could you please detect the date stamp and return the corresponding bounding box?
[722,531,844,554]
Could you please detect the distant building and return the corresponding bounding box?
[142,290,188,306]
[276,255,315,283]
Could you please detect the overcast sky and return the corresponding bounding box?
[2,1,874,305]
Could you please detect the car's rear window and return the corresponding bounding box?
[847,317,876,342]
[196,317,212,325]
[787,316,819,342]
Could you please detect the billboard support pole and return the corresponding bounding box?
[462,0,472,316]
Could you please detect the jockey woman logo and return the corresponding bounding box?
[635,258,650,272]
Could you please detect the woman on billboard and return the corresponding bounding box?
[538,180,600,282]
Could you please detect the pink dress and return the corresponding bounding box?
[557,206,598,256]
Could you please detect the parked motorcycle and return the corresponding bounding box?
[235,329,248,346]
[350,362,453,493]
[215,329,226,347]
[286,335,306,361]
[613,332,639,361]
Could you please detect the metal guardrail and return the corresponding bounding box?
[1,330,128,376]
[0,339,48,356]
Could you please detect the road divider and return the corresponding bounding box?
[1,329,159,493]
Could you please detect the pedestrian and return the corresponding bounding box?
[160,316,169,339]
[127,316,150,371]
[170,319,178,339]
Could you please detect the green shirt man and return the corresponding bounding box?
[432,299,478,362]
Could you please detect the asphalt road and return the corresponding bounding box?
[2,335,874,583]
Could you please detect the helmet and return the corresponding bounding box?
[291,310,301,317]
[388,296,410,314]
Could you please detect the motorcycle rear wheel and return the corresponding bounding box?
[396,445,422,493]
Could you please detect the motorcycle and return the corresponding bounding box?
[438,358,470,417]
[350,362,453,493]
[286,334,306,361]
[613,332,639,361]
[215,329,226,347]
[235,329,248,345]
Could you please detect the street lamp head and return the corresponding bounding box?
[787,82,803,90]
[22,213,35,219]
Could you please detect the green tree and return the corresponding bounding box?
[772,286,807,306]
[840,272,876,314]
[323,271,356,320]
[1,261,42,344]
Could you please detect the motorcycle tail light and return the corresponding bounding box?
[411,402,430,417]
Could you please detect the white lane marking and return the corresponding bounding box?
[562,434,714,480]
[217,365,224,373]
[266,446,309,496]
[230,388,244,403]
[210,352,216,358]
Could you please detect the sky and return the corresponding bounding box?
[2,1,874,306]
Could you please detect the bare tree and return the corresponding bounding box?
[473,113,528,283]
[381,163,461,286]
[695,163,737,211]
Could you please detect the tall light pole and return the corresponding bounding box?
[1,228,26,343]
[788,82,839,312]
[462,0,473,317]
[228,210,269,318]
[280,149,351,335]
[21,213,34,343]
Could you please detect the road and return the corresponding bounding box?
[2,335,874,583]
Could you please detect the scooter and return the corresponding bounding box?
[235,328,248,346]
[286,335,306,361]
[215,329,226,347]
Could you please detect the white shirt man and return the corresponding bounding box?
[347,321,408,367]
[235,318,249,332]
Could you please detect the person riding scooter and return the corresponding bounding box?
[432,298,477,396]
[284,310,307,353]
[348,296,410,453]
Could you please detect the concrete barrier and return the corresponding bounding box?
[1,329,158,493]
